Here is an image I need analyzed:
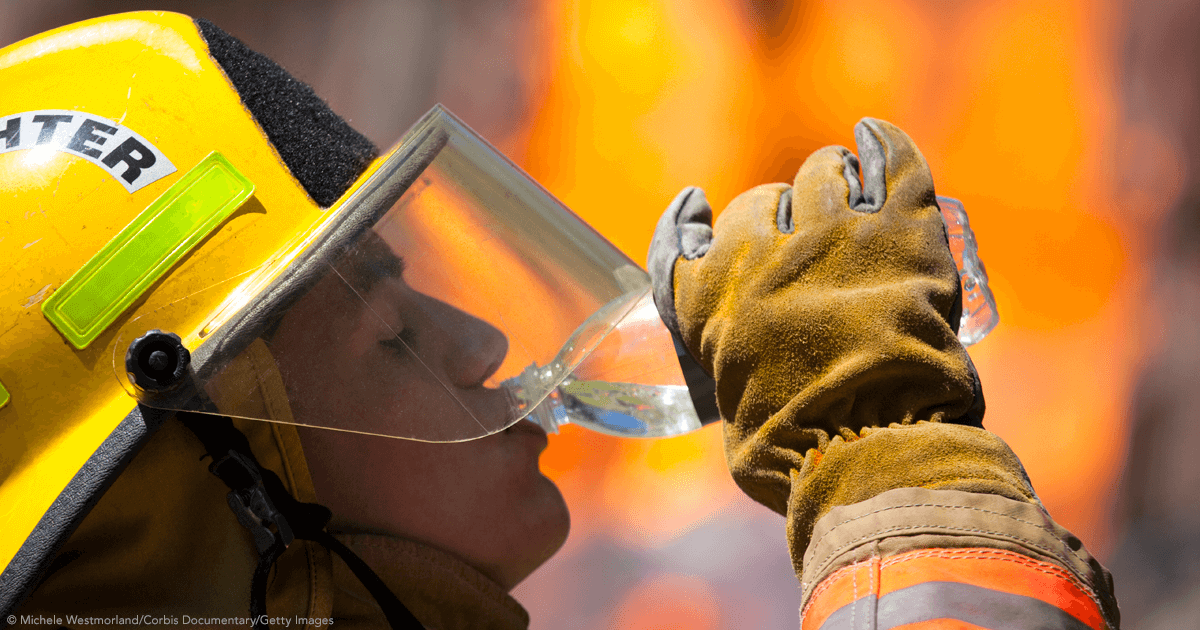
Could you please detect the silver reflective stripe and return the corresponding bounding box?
[817,581,1094,630]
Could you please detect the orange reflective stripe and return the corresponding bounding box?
[878,548,1104,629]
[802,548,1105,630]
[891,622,991,630]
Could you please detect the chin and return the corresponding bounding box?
[492,473,571,590]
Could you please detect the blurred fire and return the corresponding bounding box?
[515,0,1175,626]
[0,0,1175,626]
[606,574,723,630]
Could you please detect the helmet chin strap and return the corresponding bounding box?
[173,408,423,630]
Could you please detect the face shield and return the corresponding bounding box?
[114,105,706,442]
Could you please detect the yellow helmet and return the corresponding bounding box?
[0,11,687,616]
[0,11,383,611]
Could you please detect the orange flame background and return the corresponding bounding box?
[506,0,1174,626]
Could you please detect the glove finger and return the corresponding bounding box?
[790,144,859,226]
[852,117,936,215]
[849,121,886,212]
[648,186,713,338]
[774,187,795,234]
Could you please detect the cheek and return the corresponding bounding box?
[321,326,444,436]
[344,364,460,437]
[364,440,498,535]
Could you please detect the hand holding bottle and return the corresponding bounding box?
[646,118,993,515]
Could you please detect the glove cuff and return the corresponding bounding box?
[756,422,1040,561]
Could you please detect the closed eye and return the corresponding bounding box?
[381,326,418,356]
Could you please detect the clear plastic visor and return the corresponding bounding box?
[115,105,692,442]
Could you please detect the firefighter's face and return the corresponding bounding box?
[268,237,569,590]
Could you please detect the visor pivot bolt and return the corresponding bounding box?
[148,350,170,372]
[126,330,191,393]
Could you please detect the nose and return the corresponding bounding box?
[424,295,509,388]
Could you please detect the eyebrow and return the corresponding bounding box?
[373,248,406,277]
[358,230,406,278]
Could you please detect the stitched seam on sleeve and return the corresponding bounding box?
[881,547,1077,582]
[868,543,880,630]
[820,502,1048,533]
[851,562,858,630]
[802,560,860,620]
[809,502,1092,576]
[813,520,1080,589]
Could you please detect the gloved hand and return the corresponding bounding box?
[648,119,1038,566]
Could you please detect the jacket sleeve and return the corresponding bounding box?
[797,485,1119,630]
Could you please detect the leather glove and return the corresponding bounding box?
[647,118,1038,566]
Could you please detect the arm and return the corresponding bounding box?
[648,119,1119,629]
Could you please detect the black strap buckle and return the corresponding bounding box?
[211,450,295,554]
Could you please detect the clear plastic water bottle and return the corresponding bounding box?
[937,196,999,345]
[501,288,701,438]
[502,195,999,438]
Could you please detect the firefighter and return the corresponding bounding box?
[0,11,1118,630]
